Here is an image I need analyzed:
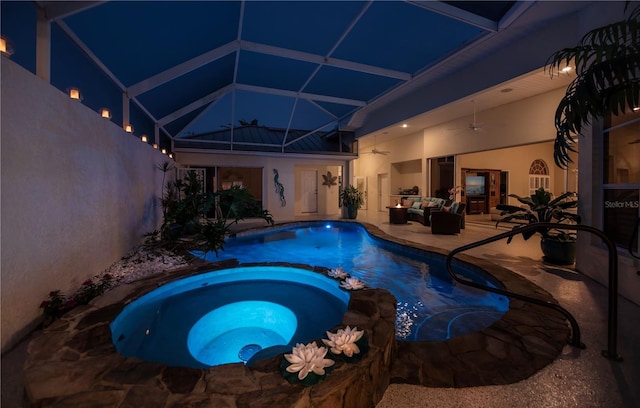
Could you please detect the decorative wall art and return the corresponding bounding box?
[273,169,286,206]
[322,171,337,188]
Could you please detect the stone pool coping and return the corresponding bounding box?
[23,221,570,406]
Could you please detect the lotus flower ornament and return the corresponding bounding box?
[323,326,365,357]
[340,277,365,290]
[283,342,335,380]
[328,267,349,279]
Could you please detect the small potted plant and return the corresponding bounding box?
[496,187,580,265]
[340,185,364,219]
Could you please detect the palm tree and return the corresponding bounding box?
[546,2,639,168]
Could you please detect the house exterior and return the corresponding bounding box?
[1,1,638,354]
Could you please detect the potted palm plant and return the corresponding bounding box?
[340,185,365,219]
[496,187,581,265]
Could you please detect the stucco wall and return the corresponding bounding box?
[1,60,167,352]
[353,131,424,211]
[175,151,350,220]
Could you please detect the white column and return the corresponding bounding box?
[122,93,130,130]
[35,7,51,82]
[154,123,159,146]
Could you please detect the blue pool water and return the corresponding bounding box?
[110,266,349,368]
[196,221,509,341]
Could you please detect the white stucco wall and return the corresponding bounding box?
[174,151,351,220]
[1,60,167,352]
[353,131,424,211]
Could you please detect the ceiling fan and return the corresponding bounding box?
[467,99,484,132]
[364,147,390,155]
[361,136,390,155]
[449,100,504,135]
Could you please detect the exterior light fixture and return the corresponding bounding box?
[141,135,148,143]
[168,153,173,159]
[68,87,81,100]
[161,148,167,154]
[124,124,133,133]
[99,108,112,119]
[153,143,158,149]
[0,36,15,57]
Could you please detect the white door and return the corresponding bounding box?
[378,173,389,211]
[354,176,368,210]
[302,170,318,213]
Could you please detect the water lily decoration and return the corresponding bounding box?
[282,342,335,385]
[328,267,349,279]
[340,277,365,290]
[323,326,364,357]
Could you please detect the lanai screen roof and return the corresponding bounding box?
[2,1,569,154]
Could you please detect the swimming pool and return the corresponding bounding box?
[110,265,349,368]
[195,221,509,341]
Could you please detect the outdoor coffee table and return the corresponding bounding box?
[386,206,409,224]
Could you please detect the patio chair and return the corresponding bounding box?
[430,203,466,234]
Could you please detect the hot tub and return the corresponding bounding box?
[110,265,350,368]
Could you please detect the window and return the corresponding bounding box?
[528,159,550,195]
[603,110,640,248]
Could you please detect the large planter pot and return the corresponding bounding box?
[540,237,576,265]
[346,206,358,219]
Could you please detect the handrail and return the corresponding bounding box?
[445,222,622,361]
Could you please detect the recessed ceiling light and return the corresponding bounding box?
[561,66,572,73]
[402,124,408,128]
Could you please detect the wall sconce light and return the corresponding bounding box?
[68,87,81,100]
[0,35,15,57]
[153,143,158,149]
[141,135,148,143]
[124,124,133,133]
[161,148,167,154]
[168,153,174,159]
[99,108,112,119]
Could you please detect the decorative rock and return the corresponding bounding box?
[205,363,260,394]
[161,366,203,394]
[119,385,169,408]
[102,358,165,384]
[54,390,126,408]
[24,354,124,401]
[67,323,115,355]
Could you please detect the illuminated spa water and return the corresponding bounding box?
[111,266,349,368]
[197,221,509,341]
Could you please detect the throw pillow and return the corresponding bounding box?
[412,201,422,209]
[427,201,439,207]
[442,206,451,212]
